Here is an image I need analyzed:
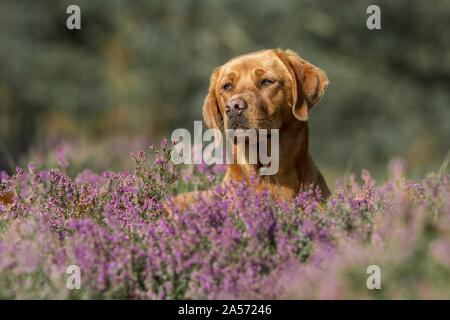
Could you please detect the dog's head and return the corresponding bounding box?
[203,49,328,131]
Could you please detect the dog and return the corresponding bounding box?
[174,48,330,208]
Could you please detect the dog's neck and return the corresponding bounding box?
[224,120,310,183]
[279,119,309,167]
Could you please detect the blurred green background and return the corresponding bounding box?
[1,0,449,180]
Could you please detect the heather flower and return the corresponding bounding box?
[0,141,449,299]
[55,144,69,168]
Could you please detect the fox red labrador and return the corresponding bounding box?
[174,48,330,208]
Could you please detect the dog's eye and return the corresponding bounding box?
[260,79,275,87]
[223,83,233,91]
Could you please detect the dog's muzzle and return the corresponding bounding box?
[225,98,249,129]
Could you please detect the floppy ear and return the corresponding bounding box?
[202,67,223,129]
[275,49,328,121]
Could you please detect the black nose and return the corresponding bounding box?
[225,98,248,117]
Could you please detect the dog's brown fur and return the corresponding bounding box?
[0,190,14,206]
[175,49,330,208]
